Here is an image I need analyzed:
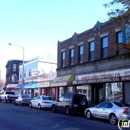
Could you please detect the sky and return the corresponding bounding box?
[0,0,112,79]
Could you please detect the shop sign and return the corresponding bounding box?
[40,72,57,81]
[36,82,50,87]
[74,69,130,84]
[121,76,130,81]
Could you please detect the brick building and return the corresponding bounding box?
[51,18,130,105]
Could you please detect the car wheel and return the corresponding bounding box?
[80,100,86,106]
[30,103,32,108]
[10,101,12,103]
[86,110,92,119]
[52,105,56,113]
[65,106,70,115]
[38,104,41,110]
[109,114,117,125]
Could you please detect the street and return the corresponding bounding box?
[0,102,119,130]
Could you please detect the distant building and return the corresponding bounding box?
[19,56,57,98]
[5,60,23,94]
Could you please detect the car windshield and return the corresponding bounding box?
[6,92,15,95]
[42,96,52,100]
[114,102,125,107]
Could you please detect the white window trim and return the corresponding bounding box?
[88,37,95,42]
[100,32,108,38]
[78,42,84,46]
[61,49,65,52]
[69,45,74,49]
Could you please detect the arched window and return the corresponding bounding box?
[11,74,18,82]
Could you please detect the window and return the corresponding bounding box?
[69,48,74,65]
[13,64,16,71]
[116,31,123,54]
[89,41,95,61]
[101,37,108,58]
[24,69,26,77]
[78,45,84,63]
[11,74,18,82]
[61,51,65,67]
[29,68,31,76]
[98,102,108,108]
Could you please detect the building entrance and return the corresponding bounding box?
[91,83,104,104]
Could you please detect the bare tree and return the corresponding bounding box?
[0,79,5,91]
[104,0,130,56]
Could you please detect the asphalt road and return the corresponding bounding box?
[0,102,119,130]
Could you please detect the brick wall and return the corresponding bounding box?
[57,19,130,76]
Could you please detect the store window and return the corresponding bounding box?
[105,82,123,102]
[66,86,73,93]
[76,85,91,104]
[59,87,64,97]
[124,82,130,105]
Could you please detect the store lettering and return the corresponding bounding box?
[76,77,120,84]
[81,73,120,81]
[121,76,130,81]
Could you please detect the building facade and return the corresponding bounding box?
[19,56,57,97]
[53,19,130,105]
[5,60,23,94]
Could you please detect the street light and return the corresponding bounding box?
[8,43,25,93]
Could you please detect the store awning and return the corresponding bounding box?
[50,75,74,87]
[24,83,36,89]
[15,84,24,89]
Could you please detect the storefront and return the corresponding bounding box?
[50,75,74,99]
[6,84,20,95]
[24,82,38,98]
[73,69,130,105]
[36,72,57,99]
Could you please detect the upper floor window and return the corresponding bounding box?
[89,41,95,61]
[11,74,18,82]
[78,45,84,63]
[61,51,65,68]
[101,37,108,58]
[69,48,74,66]
[29,68,31,77]
[13,64,16,71]
[24,69,26,77]
[116,31,123,55]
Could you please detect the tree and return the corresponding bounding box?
[104,0,130,55]
[0,79,5,91]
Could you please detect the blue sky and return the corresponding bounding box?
[0,0,112,79]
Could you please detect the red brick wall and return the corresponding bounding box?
[57,19,129,69]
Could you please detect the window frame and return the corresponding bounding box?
[101,37,108,58]
[61,51,65,68]
[69,48,74,66]
[78,45,84,64]
[89,41,95,61]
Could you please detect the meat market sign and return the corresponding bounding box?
[73,69,130,84]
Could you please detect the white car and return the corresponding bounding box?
[29,95,55,110]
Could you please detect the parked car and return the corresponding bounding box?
[84,101,130,125]
[52,93,88,115]
[0,91,18,103]
[29,95,55,109]
[15,95,32,106]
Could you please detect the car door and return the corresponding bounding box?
[102,102,113,119]
[96,102,109,118]
[56,95,64,110]
[34,96,41,108]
